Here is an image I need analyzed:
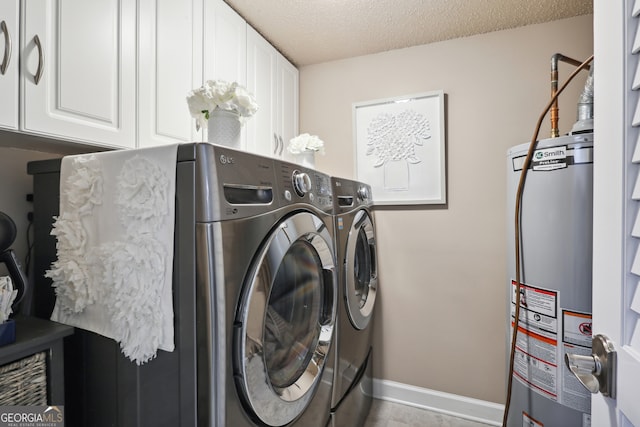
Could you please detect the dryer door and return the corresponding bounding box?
[235,211,336,426]
[345,210,377,330]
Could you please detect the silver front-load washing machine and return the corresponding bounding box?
[195,144,337,426]
[329,177,378,426]
[28,143,337,427]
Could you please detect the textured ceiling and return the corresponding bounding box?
[224,0,593,67]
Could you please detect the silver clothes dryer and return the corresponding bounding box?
[329,177,378,427]
[195,145,338,427]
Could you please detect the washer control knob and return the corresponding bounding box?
[357,186,370,201]
[293,171,312,197]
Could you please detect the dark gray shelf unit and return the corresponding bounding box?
[0,315,74,404]
[27,146,198,427]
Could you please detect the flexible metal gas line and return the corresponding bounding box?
[502,54,594,427]
[550,53,591,138]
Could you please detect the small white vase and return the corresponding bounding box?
[207,109,241,148]
[296,150,316,168]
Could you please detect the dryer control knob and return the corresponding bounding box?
[357,186,370,201]
[293,171,312,197]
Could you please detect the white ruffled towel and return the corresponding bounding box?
[46,144,178,365]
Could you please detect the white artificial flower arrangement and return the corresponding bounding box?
[186,79,259,130]
[287,133,325,155]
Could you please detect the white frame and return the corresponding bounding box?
[354,90,446,205]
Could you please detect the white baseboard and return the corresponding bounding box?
[371,378,504,426]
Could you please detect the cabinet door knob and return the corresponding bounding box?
[33,34,44,85]
[0,20,11,76]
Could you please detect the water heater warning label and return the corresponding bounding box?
[511,281,557,332]
[510,280,592,416]
[511,281,559,401]
[512,324,558,400]
[563,310,592,347]
[561,310,592,413]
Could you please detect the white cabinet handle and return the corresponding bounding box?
[0,20,11,75]
[272,134,285,157]
[33,34,44,85]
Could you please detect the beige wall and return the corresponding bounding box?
[299,15,593,404]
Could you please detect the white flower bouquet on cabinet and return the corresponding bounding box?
[186,80,258,130]
[288,133,325,168]
[287,133,325,155]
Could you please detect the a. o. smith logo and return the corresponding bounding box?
[0,406,64,427]
[533,146,566,161]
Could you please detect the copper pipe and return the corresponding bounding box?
[550,67,559,137]
[550,53,589,138]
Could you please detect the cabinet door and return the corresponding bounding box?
[0,0,18,130]
[246,25,277,157]
[277,54,299,162]
[21,0,136,148]
[203,0,247,144]
[204,0,246,84]
[138,0,202,148]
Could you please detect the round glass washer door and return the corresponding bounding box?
[235,211,337,426]
[345,210,377,330]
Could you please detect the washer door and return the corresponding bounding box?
[235,211,336,426]
[345,210,377,330]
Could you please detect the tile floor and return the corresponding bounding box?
[364,399,496,427]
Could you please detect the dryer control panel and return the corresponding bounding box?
[331,177,373,213]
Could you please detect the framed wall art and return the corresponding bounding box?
[353,90,446,205]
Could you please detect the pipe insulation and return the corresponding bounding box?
[571,62,594,134]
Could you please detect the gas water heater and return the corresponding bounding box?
[506,132,593,427]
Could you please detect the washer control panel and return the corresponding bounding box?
[278,161,333,212]
[292,170,312,196]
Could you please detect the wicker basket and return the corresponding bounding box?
[0,352,48,405]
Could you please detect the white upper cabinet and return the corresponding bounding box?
[245,25,298,158]
[246,25,276,156]
[138,0,203,148]
[201,0,247,145]
[203,0,246,85]
[4,0,294,151]
[139,0,249,147]
[0,0,18,130]
[21,0,136,148]
[277,57,299,161]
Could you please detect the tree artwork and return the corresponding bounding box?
[365,109,431,190]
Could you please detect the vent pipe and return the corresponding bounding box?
[550,53,588,138]
[571,62,594,134]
